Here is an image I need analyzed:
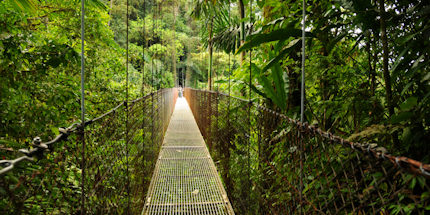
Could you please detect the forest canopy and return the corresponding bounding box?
[1,0,429,171]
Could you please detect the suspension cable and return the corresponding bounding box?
[247,0,253,211]
[80,0,86,213]
[125,0,131,212]
[141,0,147,188]
[300,0,306,123]
[159,1,163,89]
[151,0,155,164]
[227,0,231,121]
[299,0,306,211]
[142,1,146,96]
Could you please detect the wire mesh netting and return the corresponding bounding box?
[0,88,178,214]
[184,88,430,215]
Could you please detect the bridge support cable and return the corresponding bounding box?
[299,0,306,212]
[246,1,253,212]
[125,0,131,212]
[141,0,147,199]
[80,0,86,213]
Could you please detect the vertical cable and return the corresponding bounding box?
[226,0,232,196]
[125,0,130,212]
[228,1,231,97]
[80,0,85,214]
[247,0,252,212]
[143,10,147,83]
[299,0,306,213]
[151,0,155,169]
[142,0,146,198]
[300,0,306,122]
[159,1,163,90]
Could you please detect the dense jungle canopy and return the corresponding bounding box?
[2,0,429,161]
[1,0,430,213]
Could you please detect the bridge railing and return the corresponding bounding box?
[0,88,178,214]
[184,88,430,214]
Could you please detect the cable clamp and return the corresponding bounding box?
[32,137,48,150]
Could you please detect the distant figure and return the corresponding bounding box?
[179,86,183,97]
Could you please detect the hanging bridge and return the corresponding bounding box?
[1,88,429,214]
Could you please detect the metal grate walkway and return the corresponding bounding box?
[142,98,235,215]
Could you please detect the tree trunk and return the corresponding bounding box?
[379,0,399,146]
[379,0,394,117]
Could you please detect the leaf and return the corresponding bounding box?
[236,28,312,54]
[86,0,108,10]
[8,0,37,13]
[326,32,347,53]
[258,74,277,105]
[390,111,414,124]
[422,72,430,82]
[271,63,287,110]
[261,39,301,74]
[248,82,266,98]
[400,97,418,111]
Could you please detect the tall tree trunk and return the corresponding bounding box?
[379,0,394,116]
[238,0,245,63]
[379,0,399,146]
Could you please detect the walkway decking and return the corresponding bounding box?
[142,98,235,215]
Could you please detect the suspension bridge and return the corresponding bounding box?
[1,0,430,214]
[1,88,429,214]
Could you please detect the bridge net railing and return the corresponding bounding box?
[0,88,178,214]
[184,88,430,214]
